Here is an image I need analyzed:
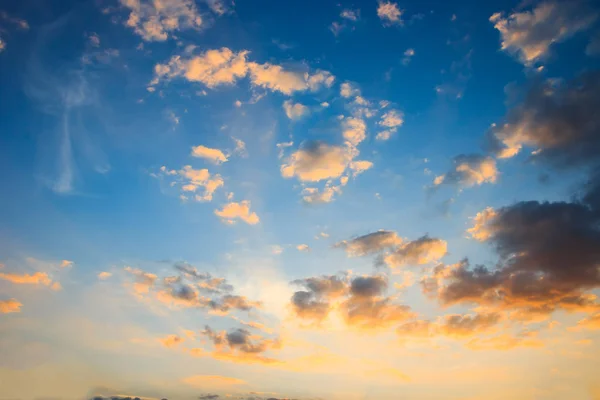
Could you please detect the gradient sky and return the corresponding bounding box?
[1,0,600,399]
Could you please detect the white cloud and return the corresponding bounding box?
[341,9,359,21]
[377,1,403,25]
[191,145,228,164]
[342,117,367,146]
[120,0,203,41]
[215,200,260,225]
[281,142,354,182]
[283,100,309,120]
[490,1,598,65]
[296,244,310,252]
[340,82,360,98]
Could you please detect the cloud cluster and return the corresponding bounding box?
[335,230,447,268]
[201,325,281,364]
[290,273,414,329]
[376,109,404,141]
[0,298,22,314]
[124,263,262,315]
[487,71,600,166]
[155,165,224,202]
[0,270,61,291]
[432,154,498,188]
[120,0,203,41]
[396,312,502,340]
[377,1,403,26]
[150,47,334,95]
[490,1,597,65]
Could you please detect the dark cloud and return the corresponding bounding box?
[198,395,219,400]
[290,273,413,329]
[487,71,600,168]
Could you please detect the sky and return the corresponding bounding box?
[1,0,600,399]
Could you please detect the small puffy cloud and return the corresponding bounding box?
[335,230,403,257]
[59,260,73,268]
[467,207,498,241]
[88,33,100,47]
[376,110,404,140]
[296,244,310,252]
[159,334,184,348]
[383,236,447,268]
[247,62,307,94]
[402,48,415,65]
[120,0,203,41]
[205,0,232,15]
[307,70,336,91]
[215,201,260,225]
[191,145,228,164]
[302,186,341,204]
[182,375,246,388]
[0,298,22,314]
[342,117,367,146]
[283,100,309,120]
[271,245,284,255]
[97,271,112,280]
[340,82,360,98]
[487,72,600,167]
[490,1,598,65]
[377,1,403,26]
[177,166,224,201]
[341,9,359,21]
[281,141,354,182]
[433,154,498,188]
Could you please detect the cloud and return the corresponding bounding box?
[182,375,246,387]
[466,332,544,350]
[335,230,403,257]
[396,312,502,340]
[402,48,415,65]
[433,154,498,188]
[376,109,404,141]
[191,145,228,164]
[97,271,112,280]
[290,273,413,329]
[120,0,203,41]
[296,244,310,252]
[124,266,158,294]
[0,298,22,314]
[198,395,219,400]
[301,185,342,204]
[175,165,224,201]
[383,236,447,268]
[150,47,334,95]
[342,117,367,146]
[60,260,73,268]
[487,71,600,167]
[0,271,60,290]
[490,1,597,65]
[428,189,600,319]
[573,313,600,330]
[282,100,309,120]
[341,9,359,21]
[200,325,281,365]
[340,82,360,98]
[158,334,184,348]
[205,0,232,15]
[377,1,403,26]
[467,207,498,241]
[281,141,362,183]
[214,201,260,225]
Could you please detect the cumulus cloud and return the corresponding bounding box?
[97,271,112,280]
[124,266,158,295]
[376,109,404,141]
[383,236,447,268]
[342,117,367,146]
[341,9,359,21]
[191,145,228,164]
[0,298,22,313]
[467,207,498,241]
[402,48,415,65]
[281,141,354,182]
[290,273,413,329]
[335,230,403,257]
[150,47,334,95]
[433,154,498,188]
[490,1,597,65]
[340,82,360,98]
[487,71,600,167]
[159,334,184,348]
[214,201,260,225]
[282,100,309,120]
[377,1,403,26]
[296,244,310,252]
[171,165,224,202]
[120,0,203,41]
[301,185,342,204]
[200,325,281,365]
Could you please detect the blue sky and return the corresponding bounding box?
[1,1,600,399]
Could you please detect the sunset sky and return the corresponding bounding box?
[1,0,600,399]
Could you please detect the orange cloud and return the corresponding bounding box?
[0,271,55,287]
[0,298,22,313]
[159,334,184,348]
[214,201,260,225]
